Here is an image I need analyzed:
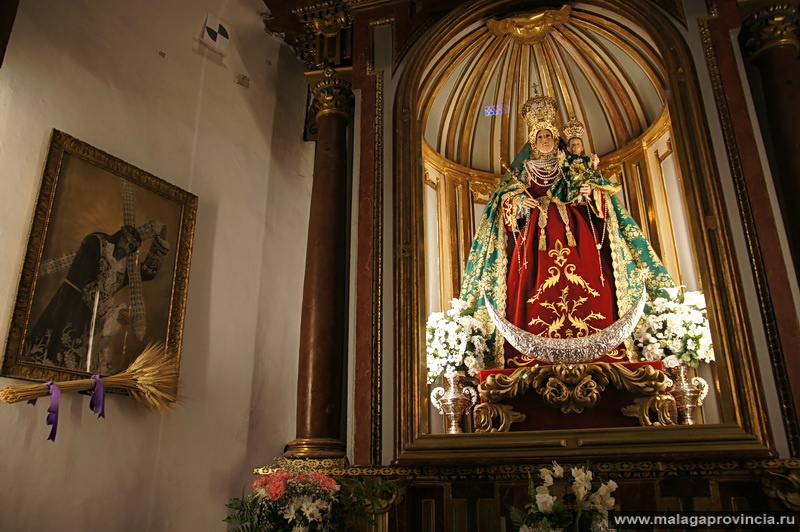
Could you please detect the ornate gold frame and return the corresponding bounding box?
[394,1,773,461]
[1,129,197,385]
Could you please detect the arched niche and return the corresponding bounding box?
[392,0,773,461]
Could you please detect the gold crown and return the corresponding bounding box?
[521,89,559,139]
[563,116,585,140]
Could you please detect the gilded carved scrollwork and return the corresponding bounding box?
[605,362,672,395]
[474,364,676,432]
[311,68,355,121]
[478,367,535,403]
[621,396,678,426]
[485,6,572,45]
[473,403,526,432]
[292,1,352,68]
[756,469,800,511]
[531,364,611,414]
[741,4,800,58]
[469,180,496,203]
[310,11,349,38]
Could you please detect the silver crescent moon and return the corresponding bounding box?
[483,279,647,364]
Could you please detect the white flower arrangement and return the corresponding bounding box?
[510,462,618,532]
[633,289,714,369]
[425,298,491,383]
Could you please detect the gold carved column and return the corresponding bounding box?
[740,3,800,273]
[285,68,354,459]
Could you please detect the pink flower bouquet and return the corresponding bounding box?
[226,459,394,532]
[227,464,340,532]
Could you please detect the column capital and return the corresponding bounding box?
[307,67,355,122]
[292,0,352,69]
[741,4,800,59]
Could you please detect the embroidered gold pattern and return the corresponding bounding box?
[525,239,605,340]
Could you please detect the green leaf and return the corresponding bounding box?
[224,491,262,531]
[526,472,537,500]
[506,505,527,530]
[332,475,398,527]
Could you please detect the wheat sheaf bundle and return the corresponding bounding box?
[0,343,178,412]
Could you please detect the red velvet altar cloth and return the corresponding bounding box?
[479,362,664,431]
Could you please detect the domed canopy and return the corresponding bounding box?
[418,5,666,174]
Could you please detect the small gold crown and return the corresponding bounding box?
[563,116,585,140]
[521,87,559,139]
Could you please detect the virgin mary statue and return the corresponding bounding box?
[460,91,675,368]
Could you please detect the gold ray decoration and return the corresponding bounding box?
[486,6,572,45]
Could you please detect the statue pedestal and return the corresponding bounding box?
[474,362,677,432]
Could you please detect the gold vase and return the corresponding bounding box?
[430,373,478,434]
[665,365,708,425]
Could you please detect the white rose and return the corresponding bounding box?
[535,493,556,513]
[662,354,681,368]
[539,468,554,486]
[427,311,446,326]
[589,490,615,513]
[642,344,662,361]
[683,291,706,309]
[667,339,683,354]
[663,286,681,299]
[571,467,592,481]
[573,481,590,501]
[551,461,564,477]
[449,298,468,313]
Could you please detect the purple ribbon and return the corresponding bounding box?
[90,375,105,418]
[27,381,61,441]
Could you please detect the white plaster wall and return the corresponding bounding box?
[0,0,313,530]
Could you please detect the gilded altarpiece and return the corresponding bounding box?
[258,0,800,525]
[393,0,775,462]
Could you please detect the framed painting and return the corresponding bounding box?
[1,130,197,385]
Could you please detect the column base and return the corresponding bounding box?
[284,437,346,459]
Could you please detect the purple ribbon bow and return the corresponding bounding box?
[90,375,105,418]
[28,381,61,441]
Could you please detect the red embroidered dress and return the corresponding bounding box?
[459,143,675,370]
[499,155,623,367]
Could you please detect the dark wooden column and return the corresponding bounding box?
[285,68,354,459]
[740,4,800,278]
